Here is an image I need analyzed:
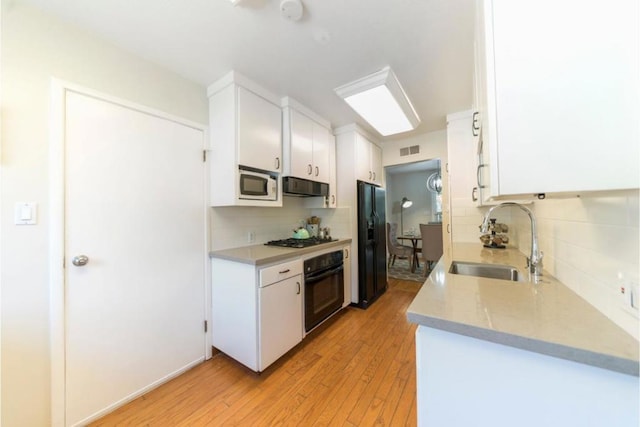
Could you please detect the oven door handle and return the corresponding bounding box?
[305,265,344,283]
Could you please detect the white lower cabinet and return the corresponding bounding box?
[212,243,351,371]
[211,257,302,372]
[259,268,303,370]
[416,326,639,427]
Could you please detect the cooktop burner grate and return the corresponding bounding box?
[265,237,336,248]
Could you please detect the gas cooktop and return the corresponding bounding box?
[265,237,336,249]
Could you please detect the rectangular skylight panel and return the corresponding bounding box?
[344,85,413,136]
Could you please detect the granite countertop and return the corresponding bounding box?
[407,242,639,376]
[209,238,352,266]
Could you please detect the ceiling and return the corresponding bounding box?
[16,0,476,141]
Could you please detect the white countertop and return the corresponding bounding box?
[209,238,352,266]
[407,243,639,376]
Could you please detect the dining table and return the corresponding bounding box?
[397,234,421,273]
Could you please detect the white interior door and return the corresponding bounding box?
[64,91,206,426]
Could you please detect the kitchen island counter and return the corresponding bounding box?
[407,243,639,426]
[407,243,639,376]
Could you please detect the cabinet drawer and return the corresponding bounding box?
[260,259,302,287]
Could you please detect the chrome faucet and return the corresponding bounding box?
[480,202,543,276]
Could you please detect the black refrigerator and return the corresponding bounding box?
[356,180,387,308]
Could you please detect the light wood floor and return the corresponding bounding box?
[91,278,421,426]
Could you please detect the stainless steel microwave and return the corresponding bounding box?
[238,168,278,201]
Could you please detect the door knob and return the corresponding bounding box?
[72,255,89,267]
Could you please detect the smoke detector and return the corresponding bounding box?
[280,0,303,21]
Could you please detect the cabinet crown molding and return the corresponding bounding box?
[281,96,331,130]
[207,70,281,105]
[446,109,474,123]
[333,123,379,144]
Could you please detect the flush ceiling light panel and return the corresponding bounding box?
[229,0,242,5]
[334,66,420,136]
[280,0,303,21]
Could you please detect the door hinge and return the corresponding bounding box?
[203,150,207,162]
[204,320,208,333]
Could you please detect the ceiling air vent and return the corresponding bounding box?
[400,145,420,156]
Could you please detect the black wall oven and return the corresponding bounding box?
[304,250,344,332]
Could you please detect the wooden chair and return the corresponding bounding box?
[419,223,443,277]
[386,222,413,269]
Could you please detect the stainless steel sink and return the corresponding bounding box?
[449,261,521,282]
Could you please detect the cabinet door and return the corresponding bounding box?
[355,133,372,182]
[342,246,351,304]
[289,109,314,179]
[478,0,639,195]
[326,134,337,207]
[312,123,330,184]
[447,112,476,207]
[476,133,493,204]
[355,133,381,184]
[475,0,498,201]
[259,275,303,371]
[370,143,382,185]
[237,86,282,173]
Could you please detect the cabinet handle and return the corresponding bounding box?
[472,111,480,136]
[369,171,372,180]
[275,157,280,170]
[279,269,291,274]
[472,187,478,202]
[447,224,451,234]
[344,248,349,259]
[331,195,335,205]
[315,166,319,177]
[308,164,313,175]
[296,282,301,295]
[477,164,487,189]
[372,172,376,181]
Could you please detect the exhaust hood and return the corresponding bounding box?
[282,176,329,197]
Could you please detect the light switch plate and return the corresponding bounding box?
[15,202,37,225]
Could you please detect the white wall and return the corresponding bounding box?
[512,191,639,340]
[382,130,447,170]
[382,130,448,229]
[1,4,208,425]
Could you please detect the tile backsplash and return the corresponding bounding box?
[511,190,639,339]
[209,196,352,251]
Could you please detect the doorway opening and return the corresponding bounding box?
[384,159,443,281]
[385,159,442,235]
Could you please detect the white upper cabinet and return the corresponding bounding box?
[335,124,382,186]
[355,133,382,185]
[475,0,639,199]
[237,86,282,173]
[312,124,331,184]
[305,133,338,209]
[207,71,283,207]
[282,98,332,185]
[287,108,314,179]
[370,142,382,186]
[326,134,337,207]
[447,110,478,207]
